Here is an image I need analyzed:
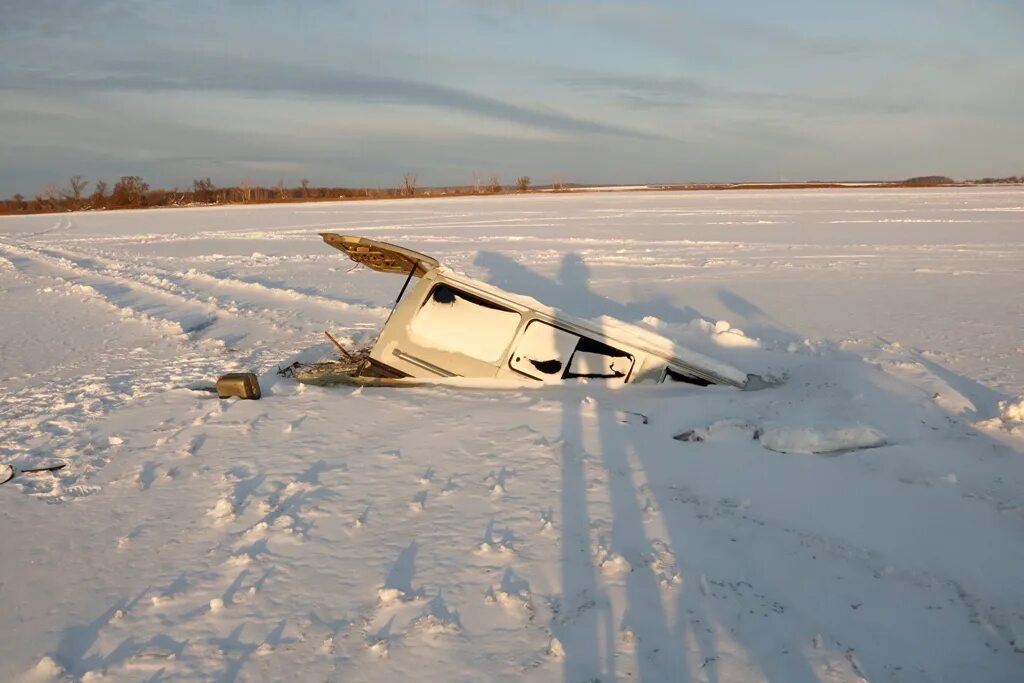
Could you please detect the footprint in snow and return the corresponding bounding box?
[485,568,534,615]
[117,525,145,549]
[353,504,371,528]
[411,593,462,635]
[309,612,352,654]
[255,620,288,655]
[477,519,516,554]
[228,538,271,566]
[136,461,159,490]
[366,616,397,657]
[594,536,631,575]
[179,433,207,457]
[150,574,190,608]
[649,540,681,588]
[486,466,515,496]
[539,507,555,532]
[378,542,419,603]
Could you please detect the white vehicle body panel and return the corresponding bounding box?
[320,234,748,387]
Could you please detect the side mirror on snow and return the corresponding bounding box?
[216,372,262,400]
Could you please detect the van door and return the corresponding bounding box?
[509,320,635,382]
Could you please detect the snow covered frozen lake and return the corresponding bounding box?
[1,187,1023,682]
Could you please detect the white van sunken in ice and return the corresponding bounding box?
[291,234,758,389]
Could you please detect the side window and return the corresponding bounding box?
[565,336,632,379]
[407,285,521,363]
[509,321,579,378]
[663,367,711,386]
[510,320,634,381]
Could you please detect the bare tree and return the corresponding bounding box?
[488,174,502,193]
[11,193,26,210]
[67,175,88,202]
[402,173,417,197]
[276,175,287,199]
[92,180,108,203]
[168,186,187,205]
[39,183,62,210]
[472,171,481,194]
[239,177,252,202]
[110,176,149,206]
[193,177,215,203]
[516,176,531,192]
[300,178,310,198]
[551,175,565,191]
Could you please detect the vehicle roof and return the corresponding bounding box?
[431,267,747,386]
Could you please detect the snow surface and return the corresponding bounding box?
[1,188,1023,682]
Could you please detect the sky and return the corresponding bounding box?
[1,0,1022,196]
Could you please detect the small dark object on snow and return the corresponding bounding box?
[674,430,703,442]
[21,462,67,474]
[1,460,67,486]
[217,372,262,400]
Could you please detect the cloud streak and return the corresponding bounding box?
[1,52,659,141]
[0,0,1021,194]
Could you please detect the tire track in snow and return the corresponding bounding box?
[0,239,221,338]
[13,240,388,333]
[0,239,386,499]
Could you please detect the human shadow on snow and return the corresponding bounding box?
[511,251,1020,683]
[474,250,705,325]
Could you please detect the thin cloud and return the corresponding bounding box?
[557,72,918,116]
[1,52,660,141]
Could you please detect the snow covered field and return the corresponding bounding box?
[1,187,1023,682]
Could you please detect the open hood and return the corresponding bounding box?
[320,233,440,277]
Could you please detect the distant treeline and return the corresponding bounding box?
[0,173,542,215]
[901,175,1022,186]
[1,173,1020,216]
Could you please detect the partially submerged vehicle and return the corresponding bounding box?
[294,234,756,389]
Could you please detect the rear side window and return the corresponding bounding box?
[407,285,521,363]
[509,320,634,380]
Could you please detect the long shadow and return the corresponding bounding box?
[524,252,824,681]
[210,623,257,683]
[714,288,802,344]
[53,601,126,676]
[474,251,705,324]
[553,388,611,682]
[912,349,1009,419]
[532,251,688,681]
[595,395,687,681]
[383,541,418,598]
